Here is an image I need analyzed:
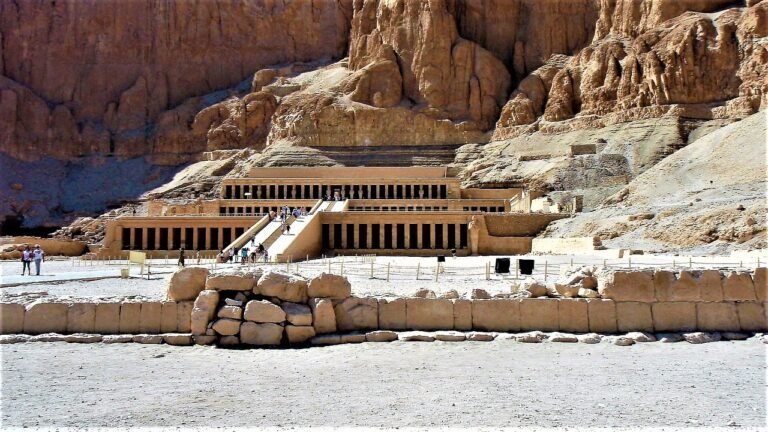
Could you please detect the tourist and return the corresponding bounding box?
[32,244,45,275]
[228,249,234,263]
[286,224,291,235]
[240,246,248,264]
[217,250,224,263]
[195,249,201,265]
[21,246,32,276]
[178,247,185,267]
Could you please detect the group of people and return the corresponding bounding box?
[19,244,45,276]
[217,240,268,264]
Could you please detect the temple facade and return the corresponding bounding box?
[100,167,571,261]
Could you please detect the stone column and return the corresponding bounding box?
[193,227,199,251]
[353,224,359,249]
[416,224,424,249]
[379,223,386,249]
[341,224,347,249]
[442,224,449,250]
[180,227,187,249]
[454,224,461,250]
[366,224,373,249]
[205,228,212,250]
[129,228,136,250]
[155,228,161,250]
[167,228,174,251]
[391,224,398,249]
[217,227,224,250]
[404,224,411,249]
[429,224,436,249]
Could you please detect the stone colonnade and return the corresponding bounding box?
[224,183,451,200]
[321,222,469,251]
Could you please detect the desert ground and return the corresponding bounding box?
[1,339,765,429]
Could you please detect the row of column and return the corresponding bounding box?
[322,223,468,250]
[224,183,449,200]
[121,226,244,251]
[219,206,301,216]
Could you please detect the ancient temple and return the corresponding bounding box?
[100,167,570,261]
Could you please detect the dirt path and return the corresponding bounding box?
[1,341,764,428]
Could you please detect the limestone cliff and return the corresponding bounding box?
[1,0,766,252]
[0,0,352,162]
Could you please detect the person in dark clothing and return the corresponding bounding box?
[178,248,186,267]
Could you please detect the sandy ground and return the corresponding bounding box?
[1,253,763,302]
[0,341,765,428]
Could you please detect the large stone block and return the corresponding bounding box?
[452,299,472,331]
[282,302,312,326]
[405,298,453,330]
[753,268,766,302]
[24,302,68,335]
[167,267,209,301]
[471,299,520,332]
[119,302,141,334]
[160,301,178,333]
[735,302,766,332]
[697,303,740,332]
[307,273,351,299]
[94,303,121,334]
[255,271,308,303]
[378,298,406,330]
[205,269,258,291]
[587,299,617,333]
[598,270,655,302]
[698,270,724,302]
[655,271,700,302]
[190,290,219,335]
[285,325,315,343]
[651,302,696,332]
[217,305,243,320]
[212,318,242,336]
[519,299,559,332]
[240,322,283,345]
[243,300,286,323]
[334,297,378,331]
[310,298,336,334]
[615,302,653,333]
[723,271,757,301]
[557,299,588,333]
[139,302,162,334]
[176,301,193,333]
[0,303,25,334]
[67,303,96,333]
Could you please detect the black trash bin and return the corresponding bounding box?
[518,259,535,275]
[494,258,510,273]
[437,255,446,263]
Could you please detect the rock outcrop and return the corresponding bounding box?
[0,0,353,162]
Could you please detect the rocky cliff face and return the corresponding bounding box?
[493,0,767,140]
[2,0,766,250]
[0,0,352,163]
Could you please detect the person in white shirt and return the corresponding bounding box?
[33,244,45,276]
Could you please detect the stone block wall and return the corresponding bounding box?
[1,300,193,336]
[0,268,765,347]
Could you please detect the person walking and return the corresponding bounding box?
[240,246,248,264]
[195,249,201,265]
[21,246,32,275]
[32,244,45,275]
[286,224,291,235]
[178,247,186,267]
